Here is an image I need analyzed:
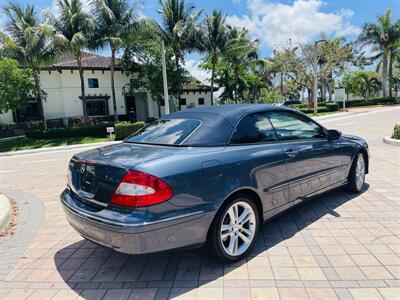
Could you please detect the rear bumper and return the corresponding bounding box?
[61,189,213,254]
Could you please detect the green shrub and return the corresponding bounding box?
[345,97,396,108]
[289,103,308,110]
[0,123,18,138]
[392,124,400,140]
[46,118,64,128]
[115,121,145,140]
[326,102,339,111]
[300,106,329,114]
[26,124,110,139]
[22,121,45,131]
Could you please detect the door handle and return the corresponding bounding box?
[285,149,298,158]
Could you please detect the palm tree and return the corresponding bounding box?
[355,71,381,99]
[44,0,94,118]
[358,9,400,98]
[223,26,259,102]
[2,3,63,127]
[388,40,400,98]
[91,0,138,121]
[199,10,227,105]
[158,0,202,110]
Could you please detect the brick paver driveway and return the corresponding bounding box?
[0,106,399,300]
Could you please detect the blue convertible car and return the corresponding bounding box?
[61,104,368,261]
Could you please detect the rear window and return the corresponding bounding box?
[125,119,201,145]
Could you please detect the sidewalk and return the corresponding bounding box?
[0,140,120,157]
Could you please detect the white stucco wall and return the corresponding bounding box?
[41,69,131,119]
[0,111,14,123]
[148,90,213,118]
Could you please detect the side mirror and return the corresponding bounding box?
[327,129,341,140]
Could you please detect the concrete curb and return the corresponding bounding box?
[383,136,400,146]
[0,140,120,157]
[0,194,12,231]
[0,189,45,280]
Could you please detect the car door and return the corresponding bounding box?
[267,111,343,202]
[229,112,289,215]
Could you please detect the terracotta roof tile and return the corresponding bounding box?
[47,51,121,70]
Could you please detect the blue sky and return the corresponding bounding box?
[1,0,399,81]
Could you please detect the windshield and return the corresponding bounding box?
[125,119,201,145]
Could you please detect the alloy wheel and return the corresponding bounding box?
[355,155,365,190]
[220,201,256,256]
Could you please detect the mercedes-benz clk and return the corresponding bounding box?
[61,104,368,262]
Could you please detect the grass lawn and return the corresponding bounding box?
[0,136,113,153]
[306,110,341,117]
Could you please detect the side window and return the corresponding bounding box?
[88,78,99,88]
[230,113,277,144]
[179,98,187,106]
[267,111,326,141]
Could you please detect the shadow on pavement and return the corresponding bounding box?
[54,184,369,299]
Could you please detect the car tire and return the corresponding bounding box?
[347,152,366,193]
[209,194,260,262]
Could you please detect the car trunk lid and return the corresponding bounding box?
[68,142,181,207]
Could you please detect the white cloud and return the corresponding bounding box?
[232,0,242,5]
[46,0,91,16]
[184,59,210,84]
[226,0,360,50]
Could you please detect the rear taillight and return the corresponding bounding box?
[111,170,173,207]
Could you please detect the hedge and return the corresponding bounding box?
[326,102,339,111]
[344,97,397,108]
[25,124,112,139]
[288,103,309,110]
[392,124,400,140]
[115,121,145,140]
[300,107,329,114]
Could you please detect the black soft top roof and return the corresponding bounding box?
[160,104,292,146]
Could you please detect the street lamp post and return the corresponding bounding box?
[312,39,327,114]
[160,39,170,115]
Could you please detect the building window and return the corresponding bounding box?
[179,98,187,106]
[88,78,99,88]
[198,98,205,105]
[85,99,108,116]
[160,98,165,106]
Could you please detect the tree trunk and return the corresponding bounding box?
[382,51,389,98]
[157,99,161,117]
[321,79,326,102]
[280,73,283,95]
[32,68,47,129]
[111,49,118,121]
[77,54,87,118]
[312,73,318,114]
[388,50,393,98]
[234,68,239,104]
[175,55,181,111]
[328,83,333,102]
[210,62,216,106]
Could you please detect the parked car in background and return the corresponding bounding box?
[61,104,369,262]
[283,100,302,106]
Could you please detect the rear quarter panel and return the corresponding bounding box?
[133,143,286,220]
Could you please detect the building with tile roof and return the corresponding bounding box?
[0,52,217,123]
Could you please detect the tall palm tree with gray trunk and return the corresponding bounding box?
[358,9,400,98]
[2,3,64,127]
[199,10,227,105]
[91,0,138,121]
[44,0,94,118]
[158,0,202,110]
